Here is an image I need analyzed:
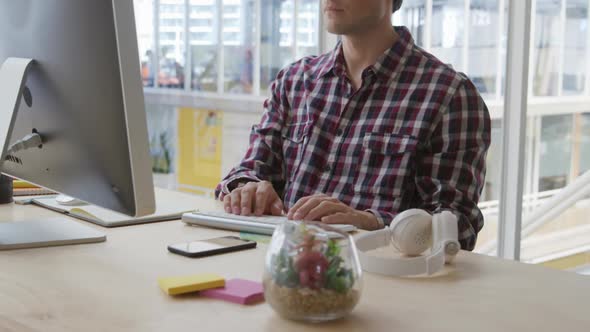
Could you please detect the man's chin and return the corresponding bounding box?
[325,24,350,36]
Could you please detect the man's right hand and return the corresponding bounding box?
[223,181,284,216]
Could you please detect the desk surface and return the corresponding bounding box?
[1,189,589,332]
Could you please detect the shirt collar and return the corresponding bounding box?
[317,42,344,79]
[317,26,414,81]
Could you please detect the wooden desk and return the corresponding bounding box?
[1,190,589,332]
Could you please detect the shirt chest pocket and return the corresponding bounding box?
[281,122,312,182]
[354,133,418,197]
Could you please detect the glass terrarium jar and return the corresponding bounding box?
[263,220,363,322]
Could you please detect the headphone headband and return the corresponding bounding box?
[354,210,460,276]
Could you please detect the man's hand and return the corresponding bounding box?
[222,181,284,216]
[287,194,383,231]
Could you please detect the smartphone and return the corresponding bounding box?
[167,236,257,258]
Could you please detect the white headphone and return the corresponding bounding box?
[354,209,461,276]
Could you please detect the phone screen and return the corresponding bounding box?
[168,236,255,256]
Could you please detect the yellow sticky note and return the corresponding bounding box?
[158,273,225,296]
[13,180,38,189]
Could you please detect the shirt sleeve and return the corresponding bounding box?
[215,70,289,199]
[414,79,491,251]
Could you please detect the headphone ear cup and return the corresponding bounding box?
[390,209,433,256]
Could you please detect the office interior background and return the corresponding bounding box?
[132,0,590,274]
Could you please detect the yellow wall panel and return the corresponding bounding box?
[177,108,223,192]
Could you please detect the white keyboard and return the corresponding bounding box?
[182,210,357,235]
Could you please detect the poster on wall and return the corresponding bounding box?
[177,107,223,197]
[146,104,176,175]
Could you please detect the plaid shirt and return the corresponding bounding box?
[216,27,491,250]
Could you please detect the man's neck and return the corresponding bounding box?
[341,22,399,90]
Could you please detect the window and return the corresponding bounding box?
[395,0,509,254]
[296,0,320,59]
[563,0,588,95]
[468,0,500,98]
[259,0,320,95]
[516,0,590,269]
[260,0,294,95]
[395,0,508,101]
[538,115,573,191]
[135,0,156,87]
[532,0,561,96]
[190,0,218,92]
[520,111,590,267]
[396,1,590,268]
[394,0,426,46]
[159,0,186,89]
[531,0,589,97]
[223,0,256,94]
[137,0,320,96]
[431,0,465,71]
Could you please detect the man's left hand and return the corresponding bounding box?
[287,194,383,231]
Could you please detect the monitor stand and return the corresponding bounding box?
[0,218,106,250]
[0,58,33,158]
[0,57,107,250]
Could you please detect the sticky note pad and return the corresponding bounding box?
[158,273,225,296]
[201,279,264,305]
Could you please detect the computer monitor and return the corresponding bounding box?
[0,0,155,249]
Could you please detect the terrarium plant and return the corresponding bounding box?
[263,221,362,322]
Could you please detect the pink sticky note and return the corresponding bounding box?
[201,278,264,305]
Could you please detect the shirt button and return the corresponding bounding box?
[324,165,332,173]
[336,128,344,136]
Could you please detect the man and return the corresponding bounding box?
[215,0,490,250]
